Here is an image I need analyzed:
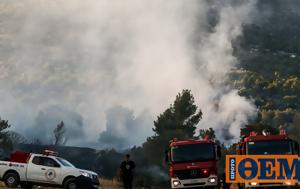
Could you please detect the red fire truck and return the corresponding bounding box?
[236,130,300,188]
[166,138,221,189]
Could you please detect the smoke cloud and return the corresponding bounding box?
[29,106,85,145]
[0,0,257,148]
[99,106,152,150]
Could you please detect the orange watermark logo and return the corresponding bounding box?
[226,155,300,183]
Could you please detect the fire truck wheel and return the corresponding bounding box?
[3,172,20,188]
[64,178,77,189]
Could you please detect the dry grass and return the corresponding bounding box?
[100,178,122,189]
[0,182,5,189]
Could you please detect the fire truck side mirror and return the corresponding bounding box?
[237,144,241,154]
[217,145,221,159]
[165,150,169,163]
[294,141,300,155]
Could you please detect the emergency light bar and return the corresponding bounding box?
[44,150,58,156]
[249,131,257,136]
[280,129,286,135]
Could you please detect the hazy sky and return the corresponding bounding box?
[0,0,257,149]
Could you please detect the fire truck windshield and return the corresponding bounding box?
[247,140,292,155]
[171,143,215,163]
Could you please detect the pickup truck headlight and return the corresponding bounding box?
[80,171,93,179]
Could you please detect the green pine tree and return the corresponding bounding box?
[0,118,13,153]
[143,89,202,165]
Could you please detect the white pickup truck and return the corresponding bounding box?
[0,151,100,189]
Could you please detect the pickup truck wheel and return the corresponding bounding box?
[64,178,77,189]
[4,172,20,188]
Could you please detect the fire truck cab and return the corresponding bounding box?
[237,130,300,188]
[166,138,221,189]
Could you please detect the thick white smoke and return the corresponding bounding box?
[0,0,257,148]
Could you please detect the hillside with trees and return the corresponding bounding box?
[230,0,300,142]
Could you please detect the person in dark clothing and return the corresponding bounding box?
[120,154,136,189]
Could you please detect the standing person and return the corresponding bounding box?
[120,154,136,189]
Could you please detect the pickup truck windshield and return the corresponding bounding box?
[171,143,215,163]
[247,140,292,155]
[56,157,75,167]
